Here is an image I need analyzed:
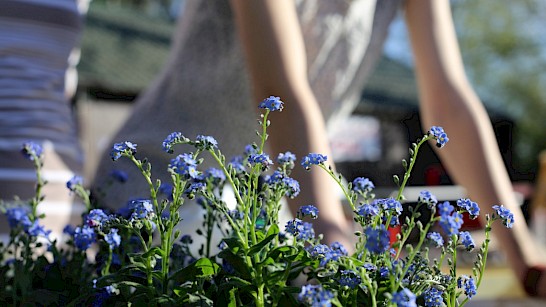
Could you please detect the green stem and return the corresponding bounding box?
[318,164,356,211]
[395,136,432,202]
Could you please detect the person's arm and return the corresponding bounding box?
[404,0,546,296]
[229,0,353,247]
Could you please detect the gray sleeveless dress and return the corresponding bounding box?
[92,0,401,239]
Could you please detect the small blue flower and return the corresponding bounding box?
[248,153,273,170]
[298,205,319,219]
[423,287,443,307]
[391,288,417,307]
[363,263,377,272]
[162,132,185,153]
[169,153,200,179]
[378,198,403,216]
[66,175,83,192]
[110,141,137,161]
[159,183,173,199]
[437,201,454,216]
[457,198,480,219]
[184,182,206,197]
[277,151,296,164]
[330,241,348,256]
[418,190,438,209]
[301,153,327,170]
[459,231,475,251]
[429,126,449,148]
[244,144,258,157]
[195,135,218,150]
[298,284,334,307]
[297,222,315,241]
[282,177,300,198]
[258,96,284,112]
[5,207,32,229]
[352,177,375,195]
[338,270,361,289]
[364,225,390,254]
[427,232,444,248]
[205,167,226,182]
[21,141,43,161]
[63,225,75,236]
[27,221,51,238]
[492,205,514,228]
[228,156,246,173]
[458,275,477,299]
[308,244,330,258]
[439,211,464,236]
[105,228,121,250]
[129,199,155,220]
[109,169,128,183]
[379,266,390,278]
[356,203,380,218]
[266,170,284,185]
[285,218,304,236]
[86,209,110,228]
[74,225,96,250]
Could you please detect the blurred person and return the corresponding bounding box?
[0,0,90,239]
[91,0,546,296]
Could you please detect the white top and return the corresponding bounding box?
[93,0,402,215]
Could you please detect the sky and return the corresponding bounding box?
[382,12,413,67]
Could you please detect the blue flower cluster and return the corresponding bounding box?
[457,198,480,219]
[423,287,444,307]
[301,153,327,170]
[429,126,449,148]
[66,175,83,192]
[276,151,296,165]
[72,209,123,251]
[110,141,137,161]
[457,275,477,299]
[195,135,218,150]
[427,232,444,248]
[459,231,475,251]
[492,205,515,228]
[338,270,361,289]
[258,96,284,112]
[418,190,438,209]
[6,207,51,238]
[169,153,200,179]
[162,132,184,153]
[285,218,315,241]
[391,288,417,307]
[21,141,43,161]
[298,205,319,219]
[307,242,348,267]
[364,225,390,254]
[438,201,464,237]
[298,284,334,307]
[352,177,374,194]
[248,153,273,170]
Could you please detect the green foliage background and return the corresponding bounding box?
[452,0,546,177]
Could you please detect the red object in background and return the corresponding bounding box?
[425,164,483,230]
[389,225,401,244]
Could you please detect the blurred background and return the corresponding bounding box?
[75,0,546,221]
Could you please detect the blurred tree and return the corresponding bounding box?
[451,0,546,178]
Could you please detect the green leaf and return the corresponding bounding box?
[228,288,237,307]
[194,258,220,277]
[247,225,279,256]
[142,246,166,259]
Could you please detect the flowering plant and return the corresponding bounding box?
[0,96,514,306]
